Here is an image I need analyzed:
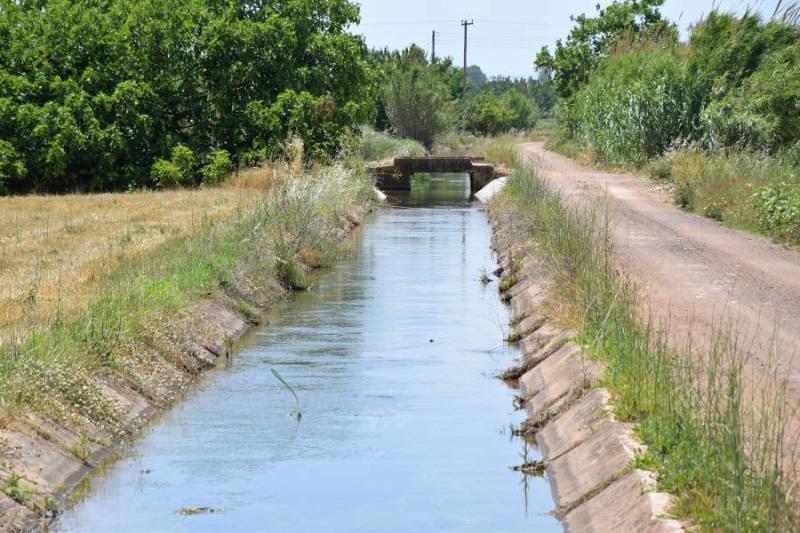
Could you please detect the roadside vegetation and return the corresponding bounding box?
[495,162,798,531]
[536,0,800,246]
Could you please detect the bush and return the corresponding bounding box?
[570,45,692,166]
[151,145,197,189]
[752,182,800,240]
[151,159,182,189]
[360,127,425,161]
[201,149,232,185]
[465,92,540,135]
[702,43,800,151]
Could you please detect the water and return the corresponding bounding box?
[57,174,559,532]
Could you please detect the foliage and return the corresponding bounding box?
[360,127,425,161]
[498,163,798,531]
[151,145,196,189]
[382,46,455,148]
[201,150,233,186]
[649,147,800,246]
[535,0,676,98]
[0,0,374,194]
[464,91,540,135]
[701,42,800,150]
[549,6,800,170]
[752,181,800,241]
[568,45,691,165]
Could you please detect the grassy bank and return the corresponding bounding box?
[546,136,800,248]
[494,161,797,531]
[0,160,373,510]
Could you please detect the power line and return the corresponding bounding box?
[358,19,572,27]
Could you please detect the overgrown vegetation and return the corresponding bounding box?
[0,0,374,194]
[360,127,425,161]
[537,0,800,245]
[496,163,798,531]
[369,45,549,148]
[0,152,373,444]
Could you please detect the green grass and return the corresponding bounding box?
[360,127,426,161]
[496,162,798,531]
[433,131,541,167]
[648,148,800,247]
[0,165,373,438]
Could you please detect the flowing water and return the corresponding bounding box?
[56,174,559,532]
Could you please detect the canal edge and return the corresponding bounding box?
[0,210,368,532]
[488,205,685,533]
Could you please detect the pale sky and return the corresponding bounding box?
[354,0,783,78]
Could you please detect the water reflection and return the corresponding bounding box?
[56,173,559,532]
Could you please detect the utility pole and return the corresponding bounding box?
[431,30,436,62]
[461,19,474,101]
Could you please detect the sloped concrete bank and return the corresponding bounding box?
[0,212,366,533]
[488,205,685,533]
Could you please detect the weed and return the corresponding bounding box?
[495,161,798,530]
[271,368,302,421]
[69,433,92,465]
[3,473,34,504]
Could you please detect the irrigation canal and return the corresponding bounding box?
[56,173,559,532]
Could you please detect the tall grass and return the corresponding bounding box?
[648,148,800,245]
[496,162,798,531]
[360,127,425,162]
[0,163,373,435]
[434,132,538,167]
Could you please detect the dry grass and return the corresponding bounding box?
[0,183,263,344]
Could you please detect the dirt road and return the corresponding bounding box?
[520,142,800,403]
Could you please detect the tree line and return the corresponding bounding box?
[0,0,374,194]
[371,45,553,148]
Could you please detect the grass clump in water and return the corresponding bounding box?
[494,161,798,531]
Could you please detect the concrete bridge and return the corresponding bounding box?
[367,157,498,192]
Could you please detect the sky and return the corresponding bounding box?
[353,0,783,78]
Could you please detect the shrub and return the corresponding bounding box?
[151,159,182,189]
[360,127,425,161]
[465,92,541,135]
[570,45,692,166]
[151,145,196,188]
[752,182,800,239]
[201,149,232,185]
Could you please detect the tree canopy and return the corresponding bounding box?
[535,0,676,98]
[0,0,375,194]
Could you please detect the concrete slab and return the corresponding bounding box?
[537,388,613,460]
[510,282,548,319]
[547,419,642,511]
[502,329,575,380]
[563,469,683,533]
[519,344,603,416]
[475,177,507,203]
[0,493,36,532]
[519,323,562,357]
[0,429,87,493]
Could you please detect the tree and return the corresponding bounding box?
[534,0,676,98]
[0,0,375,194]
[383,46,454,147]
